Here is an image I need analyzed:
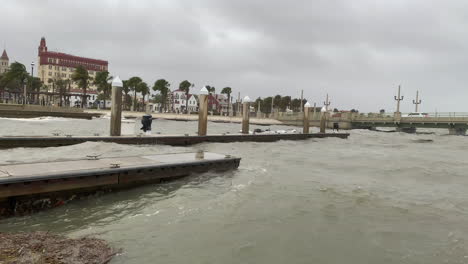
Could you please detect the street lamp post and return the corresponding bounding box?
[30,62,35,104]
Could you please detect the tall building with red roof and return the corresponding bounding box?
[0,49,9,74]
[37,37,108,91]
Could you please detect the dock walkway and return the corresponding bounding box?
[0,152,240,217]
[0,133,349,149]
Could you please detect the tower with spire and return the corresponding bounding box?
[0,49,9,74]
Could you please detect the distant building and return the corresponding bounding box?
[0,49,9,74]
[171,90,187,113]
[36,37,108,92]
[207,94,229,115]
[187,94,199,113]
[68,89,99,108]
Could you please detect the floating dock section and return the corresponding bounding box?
[0,133,349,149]
[0,152,240,217]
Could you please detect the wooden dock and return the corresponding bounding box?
[0,133,349,149]
[0,152,240,217]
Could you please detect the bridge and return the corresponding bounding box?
[275,112,468,135]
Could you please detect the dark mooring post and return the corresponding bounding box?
[242,96,251,134]
[110,76,123,136]
[198,86,209,136]
[303,101,311,134]
[320,106,327,133]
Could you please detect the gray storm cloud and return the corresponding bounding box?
[1,0,468,112]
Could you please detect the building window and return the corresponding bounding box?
[48,65,52,69]
[62,67,66,71]
[48,72,52,76]
[62,73,66,77]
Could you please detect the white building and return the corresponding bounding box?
[187,94,198,113]
[171,90,187,113]
[69,89,98,108]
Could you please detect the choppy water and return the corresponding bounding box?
[0,117,468,264]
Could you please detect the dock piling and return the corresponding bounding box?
[303,102,311,134]
[242,96,251,134]
[198,86,209,136]
[320,106,327,133]
[110,76,123,136]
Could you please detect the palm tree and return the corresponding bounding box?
[94,71,112,109]
[152,79,170,112]
[221,87,232,115]
[206,85,215,95]
[127,76,142,111]
[122,80,130,110]
[71,66,91,108]
[55,79,68,106]
[137,81,149,110]
[179,80,192,113]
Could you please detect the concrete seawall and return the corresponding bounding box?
[86,109,283,126]
[0,104,101,119]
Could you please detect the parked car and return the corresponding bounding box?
[402,112,429,117]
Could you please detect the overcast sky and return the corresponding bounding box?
[1,0,468,112]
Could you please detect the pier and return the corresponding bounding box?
[0,104,101,120]
[0,152,240,216]
[0,133,349,149]
[276,112,468,135]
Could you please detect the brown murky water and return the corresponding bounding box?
[0,117,467,264]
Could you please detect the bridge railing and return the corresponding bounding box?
[424,112,468,117]
[273,111,468,121]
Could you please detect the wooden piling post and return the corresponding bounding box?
[110,76,123,136]
[198,86,209,136]
[303,102,311,134]
[320,106,327,133]
[242,96,251,134]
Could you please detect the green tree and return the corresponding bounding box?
[273,95,282,111]
[71,66,92,108]
[0,62,30,102]
[262,97,273,113]
[291,98,301,112]
[137,81,150,110]
[28,76,43,103]
[221,87,232,115]
[55,79,68,106]
[206,85,215,95]
[152,79,170,112]
[122,80,130,110]
[127,76,143,111]
[94,71,112,109]
[179,80,192,113]
[280,96,291,111]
